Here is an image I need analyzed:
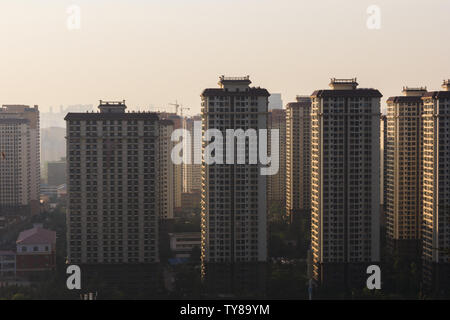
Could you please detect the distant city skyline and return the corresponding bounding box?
[1,0,449,114]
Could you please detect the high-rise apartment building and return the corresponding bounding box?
[310,78,381,288]
[286,96,311,221]
[65,101,160,265]
[158,112,183,211]
[422,80,450,292]
[380,114,388,227]
[268,108,286,209]
[158,120,174,220]
[380,115,387,207]
[0,105,40,222]
[47,158,67,186]
[385,87,427,256]
[200,76,269,295]
[183,115,202,194]
[41,127,66,174]
[268,93,283,111]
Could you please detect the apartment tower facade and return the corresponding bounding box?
[183,115,202,194]
[286,96,311,221]
[0,105,40,226]
[65,101,160,265]
[380,115,387,214]
[158,112,183,211]
[385,87,427,256]
[310,78,381,288]
[158,120,174,220]
[422,80,450,292]
[200,76,269,295]
[268,108,286,209]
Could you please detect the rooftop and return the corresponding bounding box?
[65,112,160,121]
[99,100,126,106]
[403,86,427,91]
[202,87,270,97]
[287,96,311,108]
[218,75,252,90]
[98,100,127,113]
[422,91,450,99]
[330,78,358,84]
[16,224,56,245]
[296,95,311,103]
[219,75,250,82]
[311,88,382,98]
[387,96,424,104]
[0,105,38,112]
[329,78,358,90]
[401,86,427,96]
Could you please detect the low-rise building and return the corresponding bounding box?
[40,184,66,199]
[169,232,201,259]
[16,224,56,277]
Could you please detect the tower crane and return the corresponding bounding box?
[180,106,190,117]
[169,101,181,115]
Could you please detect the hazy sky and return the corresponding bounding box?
[0,0,449,114]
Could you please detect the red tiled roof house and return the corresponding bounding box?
[16,224,56,277]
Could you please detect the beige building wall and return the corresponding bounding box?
[159,120,174,220]
[200,76,269,273]
[380,115,385,206]
[0,120,30,208]
[0,105,40,216]
[285,96,311,220]
[310,78,381,287]
[65,101,159,264]
[385,87,426,254]
[421,81,450,288]
[268,108,286,209]
[183,115,202,193]
[158,113,183,210]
